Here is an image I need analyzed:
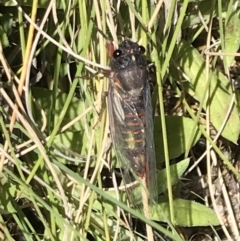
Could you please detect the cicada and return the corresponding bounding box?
[108,40,158,209]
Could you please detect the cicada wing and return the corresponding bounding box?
[108,80,147,206]
[143,83,158,205]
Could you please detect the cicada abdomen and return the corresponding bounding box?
[108,40,158,208]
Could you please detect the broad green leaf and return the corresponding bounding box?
[0,13,13,48]
[176,41,240,143]
[59,63,69,79]
[182,1,216,29]
[181,1,229,29]
[1,13,13,35]
[0,26,9,48]
[153,198,220,227]
[32,87,90,132]
[154,116,201,161]
[224,3,240,67]
[158,158,190,194]
[52,130,101,164]
[0,181,17,214]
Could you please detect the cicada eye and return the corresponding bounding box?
[139,45,145,54]
[113,49,122,58]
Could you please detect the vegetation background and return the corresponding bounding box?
[0,0,240,240]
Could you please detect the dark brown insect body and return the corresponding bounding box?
[108,40,158,206]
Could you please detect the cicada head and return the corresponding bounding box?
[110,40,147,71]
